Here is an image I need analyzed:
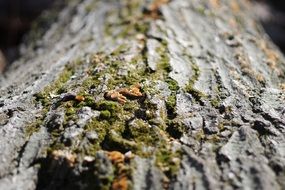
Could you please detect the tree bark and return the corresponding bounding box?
[0,0,285,189]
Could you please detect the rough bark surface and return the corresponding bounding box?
[0,0,285,189]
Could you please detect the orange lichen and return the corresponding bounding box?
[233,48,267,83]
[235,52,250,70]
[265,49,278,64]
[112,175,128,190]
[75,95,85,102]
[118,84,143,98]
[144,0,170,19]
[107,151,125,164]
[209,0,220,9]
[260,40,279,68]
[230,1,240,13]
[104,84,143,104]
[105,90,127,104]
[107,151,129,190]
[256,73,265,83]
[149,0,169,10]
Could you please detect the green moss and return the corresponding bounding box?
[100,110,111,119]
[110,60,146,88]
[165,78,179,115]
[46,143,66,154]
[117,24,133,38]
[210,97,220,108]
[218,123,225,131]
[124,119,160,147]
[95,101,122,122]
[185,84,206,103]
[134,21,150,34]
[66,107,76,116]
[83,53,145,90]
[207,134,221,143]
[81,76,101,90]
[104,0,148,39]
[84,1,98,13]
[25,120,41,138]
[183,58,206,103]
[225,106,233,113]
[141,81,159,95]
[156,42,172,77]
[84,96,96,108]
[166,120,184,139]
[53,68,74,93]
[96,101,119,111]
[155,148,182,178]
[29,58,87,149]
[34,92,50,107]
[130,54,143,65]
[180,54,200,91]
[196,6,206,15]
[111,44,128,56]
[165,77,179,91]
[28,1,187,185]
[85,119,109,141]
[80,97,140,155]
[102,130,138,153]
[83,119,110,156]
[166,95,176,110]
[126,72,144,85]
[195,129,206,141]
[104,20,113,37]
[123,101,140,112]
[190,61,200,84]
[34,60,80,108]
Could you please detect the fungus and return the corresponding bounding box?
[104,90,127,104]
[104,84,143,104]
[117,84,143,98]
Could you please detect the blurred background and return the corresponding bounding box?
[0,0,54,69]
[0,0,284,72]
[254,0,285,52]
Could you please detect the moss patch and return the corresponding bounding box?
[155,148,182,179]
[27,0,186,187]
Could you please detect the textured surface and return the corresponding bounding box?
[0,0,285,189]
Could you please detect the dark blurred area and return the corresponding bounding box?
[0,0,54,67]
[254,0,285,52]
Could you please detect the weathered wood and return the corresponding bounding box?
[0,0,285,189]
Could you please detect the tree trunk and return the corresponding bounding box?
[0,0,285,189]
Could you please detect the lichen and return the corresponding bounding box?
[210,97,221,108]
[166,119,185,139]
[165,77,179,116]
[184,59,207,104]
[26,0,186,187]
[100,110,112,120]
[155,148,182,179]
[25,119,42,138]
[194,129,206,141]
[185,84,206,103]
